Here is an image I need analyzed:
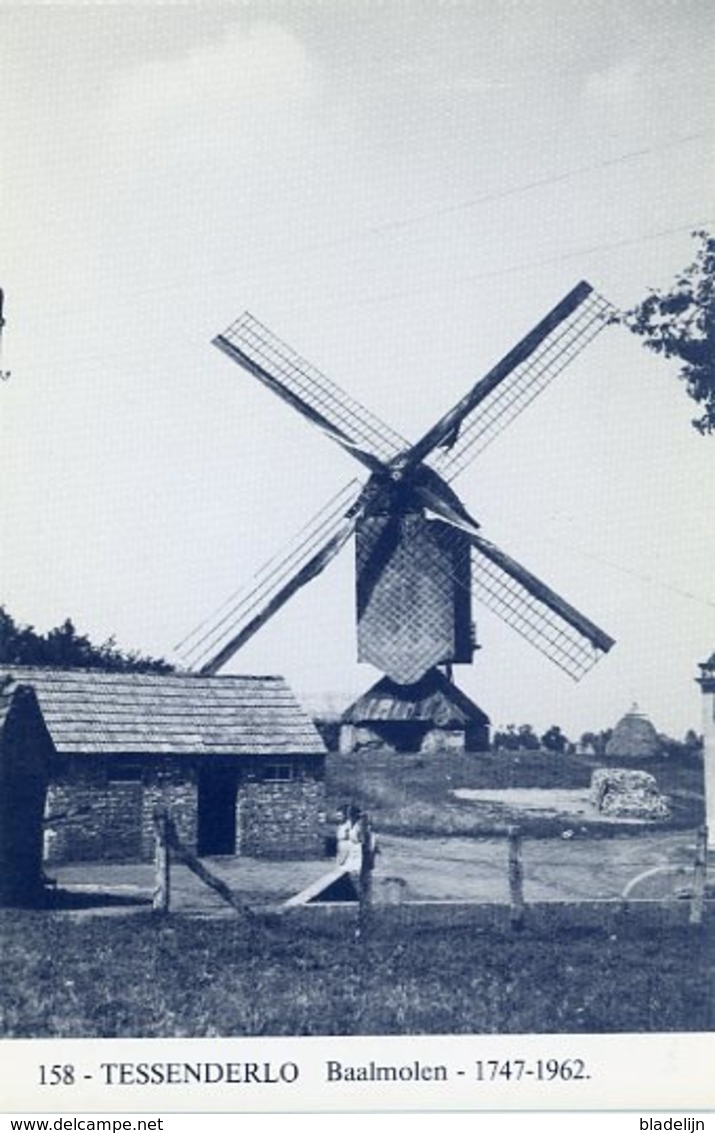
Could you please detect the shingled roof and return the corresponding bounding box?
[0,668,325,757]
[342,670,489,727]
[0,680,50,744]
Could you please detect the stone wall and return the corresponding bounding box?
[44,754,325,864]
[340,722,487,755]
[590,768,670,820]
[140,770,197,861]
[237,770,325,859]
[45,767,149,863]
[420,728,465,754]
[339,724,388,754]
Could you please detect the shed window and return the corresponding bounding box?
[107,764,143,782]
[263,763,295,782]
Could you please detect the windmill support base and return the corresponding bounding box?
[340,668,490,755]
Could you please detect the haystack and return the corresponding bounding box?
[605,703,661,760]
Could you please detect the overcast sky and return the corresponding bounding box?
[1,1,714,739]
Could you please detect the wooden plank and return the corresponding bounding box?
[152,811,170,914]
[356,812,377,940]
[283,868,353,907]
[402,281,594,470]
[164,816,255,919]
[200,512,359,674]
[508,825,525,930]
[689,824,708,926]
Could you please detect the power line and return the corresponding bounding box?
[510,526,715,611]
[274,128,715,259]
[7,127,713,327]
[285,218,715,314]
[106,125,715,295]
[6,214,712,386]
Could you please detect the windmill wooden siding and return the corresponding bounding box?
[1,668,326,865]
[0,681,55,904]
[356,514,473,685]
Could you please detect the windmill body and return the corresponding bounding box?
[179,282,617,752]
[356,508,472,685]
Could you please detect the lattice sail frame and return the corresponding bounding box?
[177,479,362,672]
[216,312,408,465]
[469,550,605,680]
[408,518,612,681]
[428,289,614,482]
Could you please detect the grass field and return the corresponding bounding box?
[0,749,708,1039]
[1,905,712,1038]
[326,750,705,837]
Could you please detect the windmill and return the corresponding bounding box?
[179,281,616,749]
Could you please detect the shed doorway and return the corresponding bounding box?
[197,770,238,856]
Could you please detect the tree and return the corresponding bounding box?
[493,725,519,751]
[683,728,703,757]
[541,724,567,753]
[517,723,540,751]
[618,229,715,434]
[0,607,173,672]
[658,728,703,761]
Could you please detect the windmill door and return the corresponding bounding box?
[197,769,238,856]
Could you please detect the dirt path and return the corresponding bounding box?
[50,828,699,912]
[376,830,697,901]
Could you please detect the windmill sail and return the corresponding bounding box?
[214,312,408,471]
[421,285,615,482]
[177,479,363,674]
[467,532,614,679]
[195,283,616,685]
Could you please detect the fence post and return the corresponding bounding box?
[153,809,170,915]
[689,825,708,926]
[163,814,256,920]
[508,825,525,930]
[356,812,376,940]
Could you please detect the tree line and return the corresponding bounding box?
[0,607,172,673]
[492,722,701,758]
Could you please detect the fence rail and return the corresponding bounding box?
[151,812,710,934]
[152,810,255,919]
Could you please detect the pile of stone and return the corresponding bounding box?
[590,768,670,821]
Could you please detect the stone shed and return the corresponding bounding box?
[1,667,327,865]
[0,680,56,904]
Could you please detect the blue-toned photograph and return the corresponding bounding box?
[0,0,713,1045]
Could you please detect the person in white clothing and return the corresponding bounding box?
[336,804,363,872]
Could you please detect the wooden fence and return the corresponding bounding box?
[151,808,710,932]
[152,810,254,919]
